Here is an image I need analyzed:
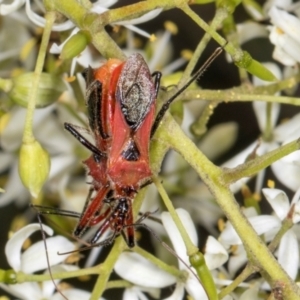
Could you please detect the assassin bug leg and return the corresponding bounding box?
[151,71,162,98]
[64,122,106,159]
[150,47,224,137]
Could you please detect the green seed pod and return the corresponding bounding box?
[60,30,91,60]
[9,73,66,108]
[19,140,50,198]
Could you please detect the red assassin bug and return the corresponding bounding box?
[63,49,223,248]
[64,53,161,247]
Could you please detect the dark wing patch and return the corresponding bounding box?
[116,53,156,131]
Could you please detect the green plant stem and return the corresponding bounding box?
[218,263,257,298]
[182,89,300,106]
[154,177,198,255]
[157,114,300,299]
[223,138,300,183]
[13,265,100,283]
[22,12,55,144]
[105,280,132,289]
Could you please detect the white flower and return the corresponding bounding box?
[268,6,300,66]
[220,187,300,281]
[114,251,176,299]
[0,105,78,206]
[0,223,81,300]
[0,0,74,31]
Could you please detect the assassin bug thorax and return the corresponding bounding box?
[64,49,223,248]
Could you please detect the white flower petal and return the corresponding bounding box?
[274,113,300,142]
[92,0,118,8]
[2,106,55,151]
[220,215,281,246]
[250,215,281,236]
[198,122,238,161]
[0,282,42,300]
[278,229,299,279]
[0,0,25,15]
[42,264,79,298]
[123,24,151,39]
[123,287,140,300]
[5,224,53,271]
[114,252,176,288]
[25,0,74,31]
[49,28,79,54]
[272,43,297,66]
[252,100,280,133]
[204,236,228,270]
[161,209,198,267]
[271,159,300,192]
[49,155,77,180]
[269,25,300,65]
[223,141,271,193]
[292,189,300,224]
[219,221,242,246]
[239,284,259,300]
[52,288,100,300]
[228,245,247,277]
[21,235,75,273]
[269,7,300,45]
[0,161,30,207]
[262,188,290,220]
[162,283,185,300]
[236,22,268,44]
[185,275,207,300]
[0,152,13,172]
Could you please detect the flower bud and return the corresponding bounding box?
[60,30,91,60]
[9,73,66,108]
[19,140,50,198]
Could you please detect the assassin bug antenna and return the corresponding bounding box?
[151,47,224,137]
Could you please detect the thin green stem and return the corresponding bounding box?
[15,265,100,283]
[153,177,198,256]
[134,246,183,278]
[22,12,55,144]
[223,138,300,184]
[106,280,132,289]
[181,89,300,106]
